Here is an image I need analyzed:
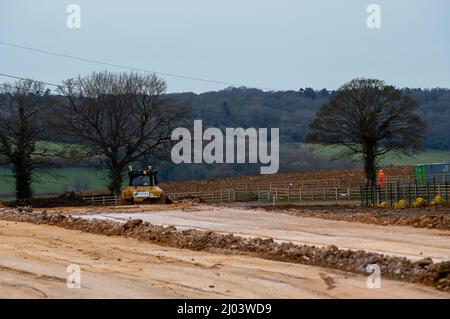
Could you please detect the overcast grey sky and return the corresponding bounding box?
[0,0,449,93]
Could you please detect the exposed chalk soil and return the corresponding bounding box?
[1,207,449,292]
[3,220,448,298]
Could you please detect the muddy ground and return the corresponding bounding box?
[1,201,450,298]
[262,204,450,230]
[66,204,450,263]
[3,192,88,208]
[2,220,448,298]
[1,206,450,294]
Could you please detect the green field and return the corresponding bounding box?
[0,142,103,199]
[0,167,107,200]
[305,144,450,166]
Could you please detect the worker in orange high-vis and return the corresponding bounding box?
[378,169,385,188]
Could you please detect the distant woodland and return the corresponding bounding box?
[168,87,450,150]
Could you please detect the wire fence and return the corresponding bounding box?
[361,183,450,207]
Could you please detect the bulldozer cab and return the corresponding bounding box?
[128,169,158,187]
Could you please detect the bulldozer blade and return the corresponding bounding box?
[154,195,173,204]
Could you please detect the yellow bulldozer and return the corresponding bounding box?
[121,165,172,204]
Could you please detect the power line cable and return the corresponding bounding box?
[0,41,273,90]
[0,72,60,87]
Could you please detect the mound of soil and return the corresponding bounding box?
[2,192,89,208]
[175,196,205,204]
[263,205,450,230]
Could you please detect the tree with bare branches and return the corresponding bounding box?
[55,71,189,194]
[0,79,55,199]
[306,78,426,185]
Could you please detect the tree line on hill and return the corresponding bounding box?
[167,86,449,150]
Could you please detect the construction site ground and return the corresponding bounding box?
[1,201,450,298]
[1,220,449,298]
[69,203,450,263]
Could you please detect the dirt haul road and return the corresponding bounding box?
[1,220,449,298]
[75,205,450,263]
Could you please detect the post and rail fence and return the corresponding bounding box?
[81,174,450,206]
[82,195,119,205]
[166,186,362,204]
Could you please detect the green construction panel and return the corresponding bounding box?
[421,165,427,184]
[414,166,419,183]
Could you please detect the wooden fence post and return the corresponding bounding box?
[299,188,302,201]
[446,184,448,205]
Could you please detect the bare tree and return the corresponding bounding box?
[306,78,426,185]
[0,79,54,199]
[55,71,188,194]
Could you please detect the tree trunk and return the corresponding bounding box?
[109,166,123,195]
[12,161,32,199]
[364,148,377,187]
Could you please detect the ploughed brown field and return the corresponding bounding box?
[159,166,413,193]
